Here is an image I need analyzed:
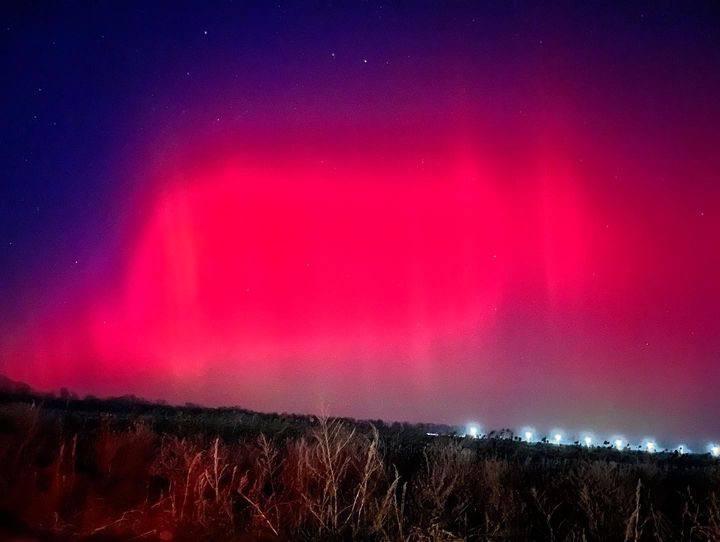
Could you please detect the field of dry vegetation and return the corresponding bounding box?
[1,392,720,541]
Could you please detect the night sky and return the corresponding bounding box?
[2,2,720,445]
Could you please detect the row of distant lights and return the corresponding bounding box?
[460,425,720,457]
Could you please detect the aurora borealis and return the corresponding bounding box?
[2,2,719,442]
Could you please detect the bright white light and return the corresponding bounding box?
[710,445,720,457]
[466,424,480,438]
[676,445,687,455]
[554,433,562,444]
[641,438,658,453]
[584,436,593,447]
[519,427,536,442]
[614,439,624,450]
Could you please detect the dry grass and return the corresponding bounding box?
[1,402,720,541]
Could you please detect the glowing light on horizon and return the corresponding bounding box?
[439,425,717,455]
[519,426,536,443]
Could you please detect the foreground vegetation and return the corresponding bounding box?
[1,388,720,540]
